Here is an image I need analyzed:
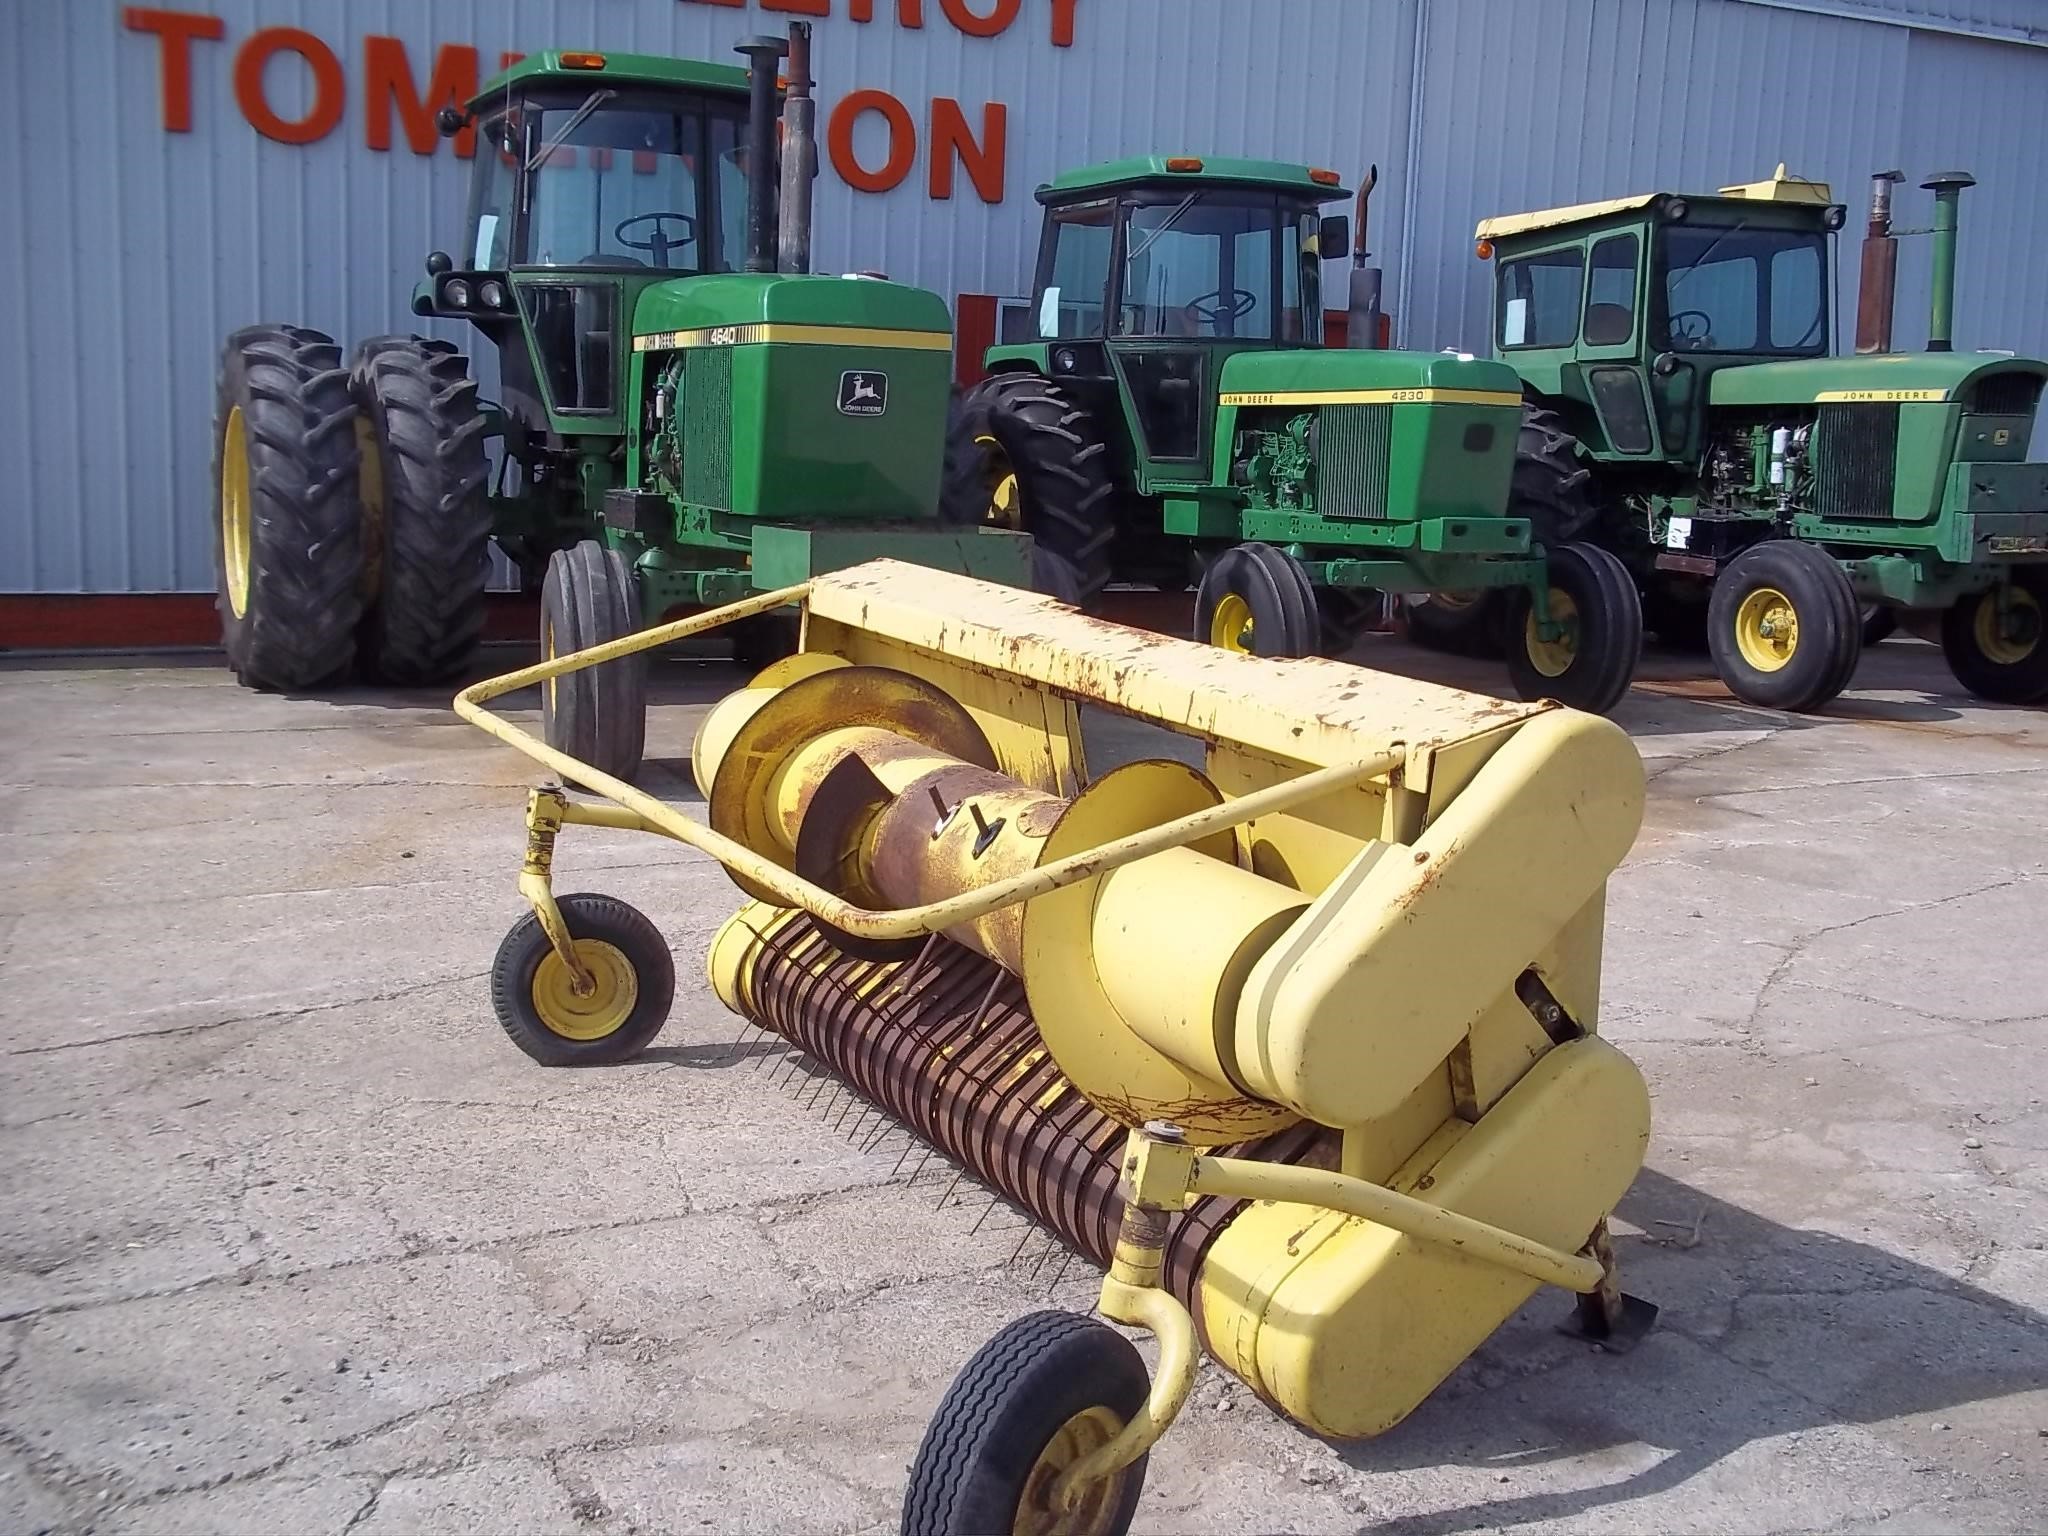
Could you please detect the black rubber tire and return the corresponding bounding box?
[1505,543,1643,715]
[1940,572,2048,704]
[1513,403,1598,546]
[350,336,492,685]
[1706,541,1861,713]
[1193,543,1319,658]
[541,541,647,782]
[1861,604,1899,647]
[902,1310,1149,1536]
[1316,587,1383,658]
[212,324,365,691]
[1642,583,1710,653]
[942,373,1117,605]
[490,893,675,1066]
[1405,589,1508,658]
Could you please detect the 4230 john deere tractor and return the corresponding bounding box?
[944,156,1644,715]
[211,27,1027,775]
[1466,165,2048,710]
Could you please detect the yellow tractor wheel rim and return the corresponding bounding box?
[1523,589,1580,678]
[531,939,639,1041]
[1734,585,1799,672]
[221,405,253,619]
[977,433,1022,530]
[1210,592,1255,654]
[1012,1405,1129,1536]
[1974,587,2041,665]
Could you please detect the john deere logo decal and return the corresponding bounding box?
[838,371,888,416]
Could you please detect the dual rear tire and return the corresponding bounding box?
[212,327,491,691]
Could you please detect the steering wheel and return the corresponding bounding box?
[613,212,698,267]
[1183,287,1259,328]
[1669,309,1714,348]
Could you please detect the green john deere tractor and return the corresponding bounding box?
[211,29,1027,775]
[1470,164,2048,710]
[944,156,1644,715]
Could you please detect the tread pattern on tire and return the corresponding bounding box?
[542,541,647,782]
[1506,542,1643,715]
[942,372,1117,604]
[903,1310,1149,1536]
[351,336,493,685]
[1513,403,1597,546]
[1705,540,1860,713]
[489,891,676,1066]
[1194,543,1319,658]
[214,324,365,691]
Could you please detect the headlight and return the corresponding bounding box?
[480,280,507,309]
[1054,347,1076,372]
[444,278,472,309]
[1664,198,1689,223]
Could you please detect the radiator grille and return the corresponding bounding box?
[1811,404,1897,520]
[1969,373,2043,418]
[682,347,733,508]
[1316,405,1393,520]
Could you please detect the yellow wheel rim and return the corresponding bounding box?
[531,939,639,1041]
[1974,587,2041,665]
[1734,585,1799,672]
[1523,589,1579,678]
[1210,592,1255,653]
[977,433,1022,530]
[221,405,253,619]
[1012,1405,1129,1536]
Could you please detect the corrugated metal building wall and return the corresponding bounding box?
[3,0,2044,595]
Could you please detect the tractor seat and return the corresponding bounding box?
[1584,304,1634,346]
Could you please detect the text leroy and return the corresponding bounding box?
[122,5,1024,204]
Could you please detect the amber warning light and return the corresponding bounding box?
[1165,157,1204,172]
[561,51,607,70]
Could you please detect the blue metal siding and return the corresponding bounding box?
[1,0,2043,593]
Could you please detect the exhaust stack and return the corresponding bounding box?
[735,35,788,274]
[1854,170,1903,354]
[777,22,816,275]
[1920,171,1975,353]
[1347,164,1384,349]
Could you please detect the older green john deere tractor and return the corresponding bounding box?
[210,28,1027,775]
[1469,164,2048,710]
[944,156,1644,715]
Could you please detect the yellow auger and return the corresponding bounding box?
[458,559,1658,1536]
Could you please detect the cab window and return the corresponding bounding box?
[1497,247,1583,349]
[1662,225,1828,354]
[1583,235,1639,346]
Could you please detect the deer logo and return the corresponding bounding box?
[838,370,888,416]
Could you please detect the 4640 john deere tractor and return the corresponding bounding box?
[211,27,1027,775]
[1464,165,2048,710]
[945,156,1645,715]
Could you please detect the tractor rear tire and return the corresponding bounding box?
[943,373,1117,606]
[902,1310,1149,1536]
[1405,590,1508,658]
[541,540,647,783]
[212,324,365,691]
[1706,541,1861,713]
[1316,586,1384,657]
[1940,572,2048,704]
[1505,543,1643,715]
[1194,544,1319,658]
[1514,403,1598,546]
[350,336,492,685]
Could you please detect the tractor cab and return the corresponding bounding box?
[415,51,757,439]
[1478,166,1847,465]
[990,157,1351,483]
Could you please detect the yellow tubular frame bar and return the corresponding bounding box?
[454,584,1402,944]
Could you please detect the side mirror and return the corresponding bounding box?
[425,251,454,277]
[1318,214,1351,260]
[436,106,466,137]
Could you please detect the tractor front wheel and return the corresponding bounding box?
[902,1310,1150,1536]
[490,893,675,1066]
[1941,574,2048,704]
[1706,541,1860,712]
[1193,544,1319,658]
[942,374,1117,605]
[1505,543,1643,715]
[540,541,647,782]
[350,336,492,685]
[212,325,365,691]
